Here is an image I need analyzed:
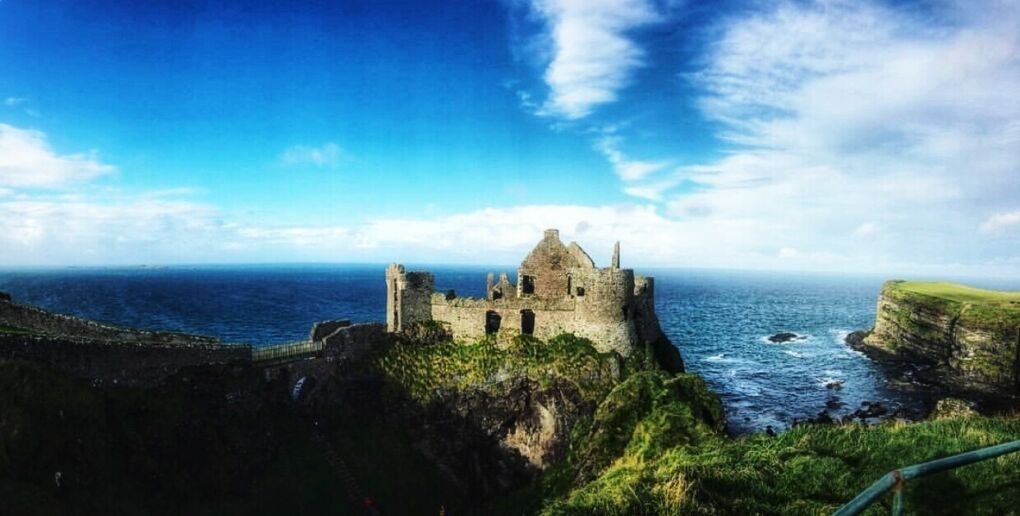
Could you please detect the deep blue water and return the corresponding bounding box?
[2,265,1018,434]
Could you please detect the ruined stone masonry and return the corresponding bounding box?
[385,229,671,357]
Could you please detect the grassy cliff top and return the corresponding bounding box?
[887,281,1020,311]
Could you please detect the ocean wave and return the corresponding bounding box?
[829,328,853,342]
[816,376,846,389]
[704,353,728,362]
[703,352,750,364]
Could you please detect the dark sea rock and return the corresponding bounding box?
[824,379,844,390]
[768,332,804,343]
[853,401,888,419]
[844,329,870,349]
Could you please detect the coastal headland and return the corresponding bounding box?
[2,252,1020,514]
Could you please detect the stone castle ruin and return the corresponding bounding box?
[386,229,672,358]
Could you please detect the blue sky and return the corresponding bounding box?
[1,0,1018,277]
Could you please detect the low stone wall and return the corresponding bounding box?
[0,334,250,386]
[0,297,219,346]
[321,323,388,365]
[309,319,352,342]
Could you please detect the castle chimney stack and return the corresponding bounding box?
[544,228,559,240]
[612,241,620,269]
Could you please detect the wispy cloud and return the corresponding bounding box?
[3,97,27,107]
[279,142,345,168]
[595,134,668,182]
[650,0,1020,267]
[0,124,114,189]
[527,0,662,120]
[980,210,1020,235]
[853,222,880,240]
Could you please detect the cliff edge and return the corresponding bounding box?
[856,280,1020,395]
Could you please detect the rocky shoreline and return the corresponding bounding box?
[842,328,1020,422]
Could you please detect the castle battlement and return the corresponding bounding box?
[385,229,670,357]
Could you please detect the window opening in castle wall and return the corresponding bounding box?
[520,309,535,335]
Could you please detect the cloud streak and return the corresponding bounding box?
[0,124,114,189]
[595,134,669,183]
[652,0,1020,269]
[528,0,661,120]
[279,142,345,168]
[981,211,1020,235]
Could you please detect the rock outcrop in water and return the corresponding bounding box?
[849,280,1020,396]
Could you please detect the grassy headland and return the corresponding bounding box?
[364,333,1020,514]
[890,281,1020,309]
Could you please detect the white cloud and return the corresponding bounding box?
[622,186,665,201]
[279,143,344,168]
[980,210,1020,235]
[0,192,361,265]
[529,0,662,119]
[4,97,27,107]
[647,0,1020,271]
[0,124,114,188]
[595,135,668,182]
[853,222,880,240]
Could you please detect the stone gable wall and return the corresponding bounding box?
[518,229,581,299]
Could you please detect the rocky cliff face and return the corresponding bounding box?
[861,281,1020,394]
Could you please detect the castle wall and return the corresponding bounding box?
[632,276,666,344]
[385,229,675,359]
[429,293,637,356]
[430,295,576,343]
[570,267,633,322]
[386,264,434,332]
[518,229,578,299]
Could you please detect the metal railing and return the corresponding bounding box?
[251,340,323,362]
[834,439,1020,516]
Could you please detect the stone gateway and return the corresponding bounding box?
[385,228,672,358]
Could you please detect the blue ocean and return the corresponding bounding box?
[2,265,1017,434]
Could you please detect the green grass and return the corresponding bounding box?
[890,281,1020,311]
[543,395,1020,515]
[0,324,37,336]
[883,280,1020,334]
[367,333,622,405]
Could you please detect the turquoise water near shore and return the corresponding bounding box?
[2,265,1017,434]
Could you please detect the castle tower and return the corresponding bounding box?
[611,241,620,270]
[385,263,434,332]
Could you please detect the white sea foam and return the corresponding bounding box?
[816,376,846,389]
[704,353,728,362]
